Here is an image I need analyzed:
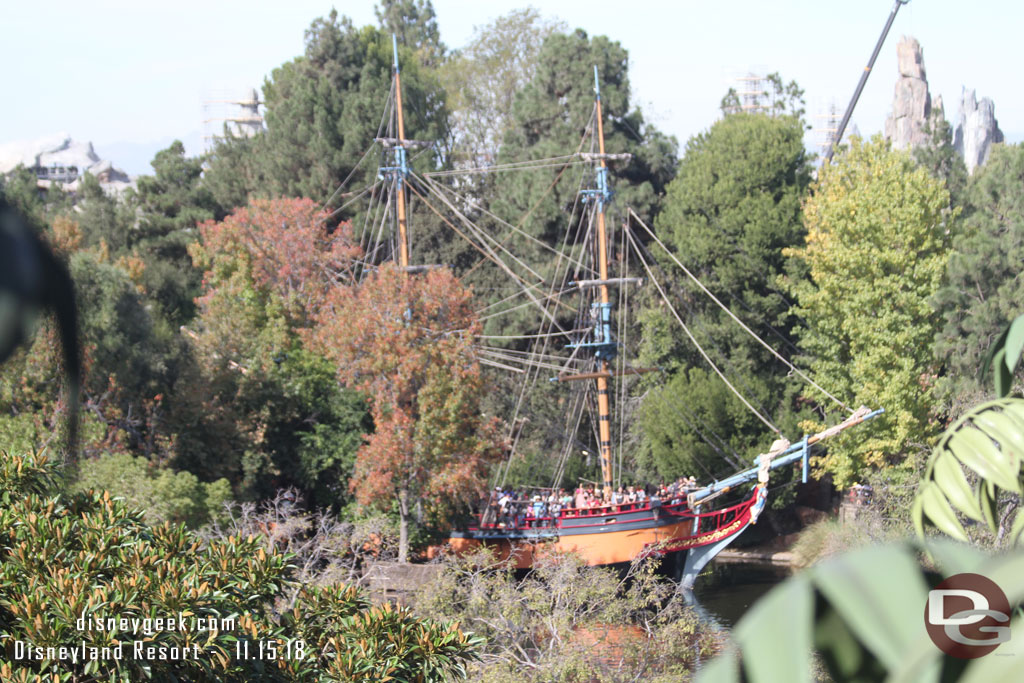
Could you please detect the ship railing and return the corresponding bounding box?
[475,497,701,531]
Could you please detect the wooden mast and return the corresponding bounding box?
[593,68,614,500]
[392,35,410,269]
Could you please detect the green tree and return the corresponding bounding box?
[490,28,675,272]
[205,10,448,214]
[187,198,371,500]
[375,0,445,66]
[473,26,676,340]
[68,251,185,457]
[639,111,812,481]
[440,8,565,166]
[0,166,72,233]
[1,242,183,465]
[0,450,481,682]
[720,72,806,119]
[783,135,952,487]
[129,140,218,325]
[636,368,757,481]
[72,452,231,528]
[913,116,968,209]
[73,172,135,254]
[932,143,1024,416]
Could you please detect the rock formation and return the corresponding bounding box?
[884,36,934,151]
[954,88,1004,174]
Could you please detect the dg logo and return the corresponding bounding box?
[925,573,1011,659]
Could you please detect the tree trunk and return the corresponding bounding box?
[398,488,410,563]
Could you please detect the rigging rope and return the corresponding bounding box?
[405,179,579,346]
[624,224,782,435]
[324,181,380,222]
[417,175,547,281]
[615,218,629,489]
[553,385,589,489]
[628,208,853,414]
[422,157,586,177]
[426,177,591,274]
[464,108,595,281]
[476,329,585,340]
[476,282,571,318]
[320,78,394,213]
[473,347,580,374]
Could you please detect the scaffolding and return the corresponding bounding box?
[736,74,770,114]
[201,88,264,151]
[722,72,778,116]
[815,101,843,160]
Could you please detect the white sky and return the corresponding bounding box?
[2,0,1019,175]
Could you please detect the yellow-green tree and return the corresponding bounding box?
[783,136,953,486]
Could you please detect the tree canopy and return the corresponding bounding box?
[932,143,1024,416]
[187,198,371,501]
[204,10,449,215]
[638,110,812,481]
[784,136,952,486]
[309,264,504,561]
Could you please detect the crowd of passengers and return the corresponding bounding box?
[480,476,700,528]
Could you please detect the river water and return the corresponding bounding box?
[690,560,793,627]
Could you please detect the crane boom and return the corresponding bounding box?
[824,0,910,164]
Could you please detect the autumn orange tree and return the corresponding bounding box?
[193,197,361,322]
[187,198,370,499]
[309,264,504,562]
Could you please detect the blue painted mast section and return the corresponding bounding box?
[379,35,409,186]
[688,408,885,505]
[569,66,617,362]
[377,33,410,268]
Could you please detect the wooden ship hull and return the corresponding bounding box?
[449,487,765,588]
[448,407,881,588]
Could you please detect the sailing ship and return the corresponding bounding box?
[363,37,880,588]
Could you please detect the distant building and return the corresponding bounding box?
[0,133,133,194]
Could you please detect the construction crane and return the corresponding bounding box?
[823,0,911,164]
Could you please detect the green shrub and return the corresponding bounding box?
[415,547,722,682]
[72,452,232,528]
[0,450,481,681]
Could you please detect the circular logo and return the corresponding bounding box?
[924,573,1011,659]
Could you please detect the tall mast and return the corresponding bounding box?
[392,34,410,268]
[593,67,614,499]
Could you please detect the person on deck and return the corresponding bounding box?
[497,490,512,527]
[668,480,681,505]
[482,487,500,526]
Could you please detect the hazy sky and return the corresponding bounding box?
[3,1,1019,174]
